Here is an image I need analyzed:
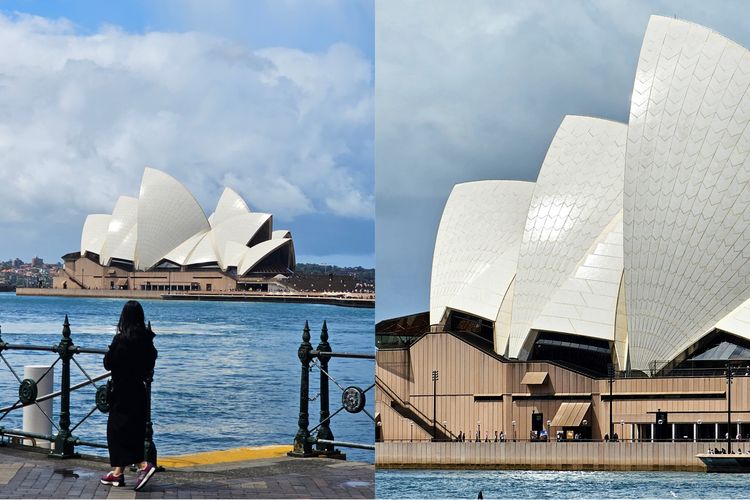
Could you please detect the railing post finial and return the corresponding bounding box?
[321,320,328,342]
[62,315,71,340]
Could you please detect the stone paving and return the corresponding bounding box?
[0,445,374,498]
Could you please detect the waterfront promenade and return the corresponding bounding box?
[0,445,374,498]
[15,288,375,308]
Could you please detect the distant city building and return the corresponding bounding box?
[12,258,22,268]
[54,168,295,292]
[31,256,43,267]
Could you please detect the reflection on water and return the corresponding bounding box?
[375,469,748,499]
[0,294,374,462]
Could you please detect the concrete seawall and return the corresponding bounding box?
[15,288,163,299]
[15,288,375,308]
[376,442,724,471]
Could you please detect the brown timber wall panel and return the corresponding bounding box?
[376,349,410,402]
[376,442,714,470]
[377,332,750,445]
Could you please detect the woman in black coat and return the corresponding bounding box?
[100,301,158,490]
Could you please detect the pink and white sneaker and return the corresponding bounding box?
[100,472,125,487]
[134,462,156,491]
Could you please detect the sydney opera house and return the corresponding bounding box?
[53,168,295,293]
[376,16,750,446]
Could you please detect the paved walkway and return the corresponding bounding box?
[0,445,374,498]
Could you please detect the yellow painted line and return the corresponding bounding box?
[159,445,293,468]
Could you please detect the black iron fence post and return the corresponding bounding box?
[289,320,314,457]
[144,321,158,467]
[51,315,76,458]
[316,320,334,454]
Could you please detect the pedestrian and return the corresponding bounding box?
[100,301,158,491]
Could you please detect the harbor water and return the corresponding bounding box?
[0,293,374,462]
[375,469,750,498]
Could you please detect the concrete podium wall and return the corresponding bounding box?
[376,441,723,471]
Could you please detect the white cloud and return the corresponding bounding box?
[0,12,373,223]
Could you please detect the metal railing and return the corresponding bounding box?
[0,315,156,463]
[290,320,375,457]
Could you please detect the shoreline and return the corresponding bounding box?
[13,288,375,308]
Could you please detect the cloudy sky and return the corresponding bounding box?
[376,0,750,321]
[0,0,374,267]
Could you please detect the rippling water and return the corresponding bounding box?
[0,293,374,462]
[375,469,749,498]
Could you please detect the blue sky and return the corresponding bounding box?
[0,0,374,58]
[0,0,374,267]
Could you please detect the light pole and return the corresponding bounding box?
[608,363,615,440]
[477,420,481,442]
[620,420,625,441]
[443,420,448,441]
[432,370,439,441]
[512,420,516,442]
[410,422,414,443]
[727,362,733,453]
[738,419,743,443]
[697,419,702,442]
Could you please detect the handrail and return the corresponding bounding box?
[0,371,111,412]
[375,374,452,441]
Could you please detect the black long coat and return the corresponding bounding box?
[103,333,157,466]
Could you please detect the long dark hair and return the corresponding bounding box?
[117,301,151,341]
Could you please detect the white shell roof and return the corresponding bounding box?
[99,196,138,265]
[429,181,534,333]
[715,297,750,341]
[624,16,750,371]
[223,241,251,268]
[77,167,294,277]
[162,230,209,265]
[185,232,219,266]
[81,214,111,256]
[210,187,251,227]
[111,224,138,264]
[238,238,293,275]
[211,212,272,266]
[134,168,211,270]
[530,210,624,343]
[508,116,627,359]
[425,16,750,371]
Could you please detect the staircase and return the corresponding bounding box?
[376,375,452,441]
[61,268,86,289]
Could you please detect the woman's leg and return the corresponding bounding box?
[113,466,124,476]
